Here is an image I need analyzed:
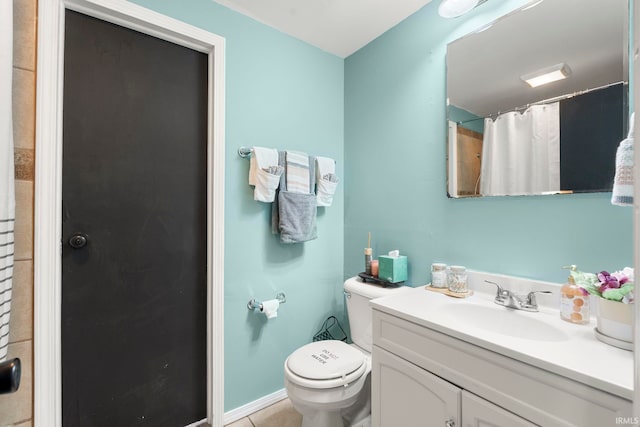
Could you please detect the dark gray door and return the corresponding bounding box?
[62,10,208,426]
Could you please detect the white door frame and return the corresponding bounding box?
[633,0,640,419]
[34,1,226,426]
[447,120,458,197]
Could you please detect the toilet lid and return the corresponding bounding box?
[287,340,365,381]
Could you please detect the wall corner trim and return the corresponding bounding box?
[223,389,289,425]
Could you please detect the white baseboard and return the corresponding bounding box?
[223,389,288,425]
[184,419,208,427]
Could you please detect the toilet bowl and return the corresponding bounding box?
[284,340,371,427]
[284,277,413,427]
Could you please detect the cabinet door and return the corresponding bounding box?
[462,391,537,427]
[372,346,460,427]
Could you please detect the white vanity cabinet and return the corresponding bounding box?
[372,345,460,427]
[461,390,536,427]
[371,308,633,427]
[373,345,535,427]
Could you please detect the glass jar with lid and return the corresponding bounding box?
[431,263,448,288]
[448,265,468,293]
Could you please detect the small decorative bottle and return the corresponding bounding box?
[448,265,468,293]
[431,263,448,288]
[371,260,379,277]
[365,248,372,275]
[560,270,590,324]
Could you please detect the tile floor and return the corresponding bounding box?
[225,398,302,427]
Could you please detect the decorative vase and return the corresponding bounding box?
[596,298,634,343]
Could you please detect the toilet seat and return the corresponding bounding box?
[285,340,367,389]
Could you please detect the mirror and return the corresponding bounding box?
[446,0,628,198]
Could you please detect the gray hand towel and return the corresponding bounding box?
[272,151,317,243]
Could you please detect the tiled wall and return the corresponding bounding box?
[0,0,36,426]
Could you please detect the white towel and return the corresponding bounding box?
[285,151,310,194]
[315,156,338,207]
[315,156,335,179]
[611,113,635,207]
[0,0,14,362]
[248,146,280,202]
[248,146,279,185]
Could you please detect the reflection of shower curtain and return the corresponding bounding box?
[0,0,14,362]
[480,103,560,196]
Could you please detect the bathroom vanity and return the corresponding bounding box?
[370,283,633,427]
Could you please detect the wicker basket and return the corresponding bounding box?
[312,316,348,342]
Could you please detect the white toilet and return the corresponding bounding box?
[284,277,412,427]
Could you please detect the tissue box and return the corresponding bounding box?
[378,255,408,283]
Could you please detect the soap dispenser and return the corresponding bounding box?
[560,265,590,324]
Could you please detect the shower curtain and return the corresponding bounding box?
[480,103,560,196]
[0,0,15,362]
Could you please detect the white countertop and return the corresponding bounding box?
[370,285,634,400]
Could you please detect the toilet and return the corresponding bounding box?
[284,277,412,427]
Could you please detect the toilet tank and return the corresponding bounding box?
[344,277,412,353]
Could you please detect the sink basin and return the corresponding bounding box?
[436,303,569,342]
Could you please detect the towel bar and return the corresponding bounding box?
[238,147,252,158]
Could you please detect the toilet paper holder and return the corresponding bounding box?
[247,292,286,311]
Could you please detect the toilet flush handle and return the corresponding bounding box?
[343,291,351,299]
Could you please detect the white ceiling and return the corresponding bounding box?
[448,0,627,117]
[211,0,433,58]
[210,0,627,117]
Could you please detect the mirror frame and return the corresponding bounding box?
[445,0,629,199]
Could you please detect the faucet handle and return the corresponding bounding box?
[484,280,508,300]
[525,290,552,306]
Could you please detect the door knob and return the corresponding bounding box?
[0,358,21,394]
[69,233,88,249]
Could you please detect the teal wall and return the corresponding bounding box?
[448,105,484,134]
[344,0,633,286]
[130,0,632,413]
[130,0,345,411]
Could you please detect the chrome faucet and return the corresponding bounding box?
[484,280,551,312]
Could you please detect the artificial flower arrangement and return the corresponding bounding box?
[570,267,634,304]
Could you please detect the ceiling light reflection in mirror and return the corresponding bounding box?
[446,0,628,198]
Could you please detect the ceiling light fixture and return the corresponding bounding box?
[438,0,486,18]
[520,63,572,88]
